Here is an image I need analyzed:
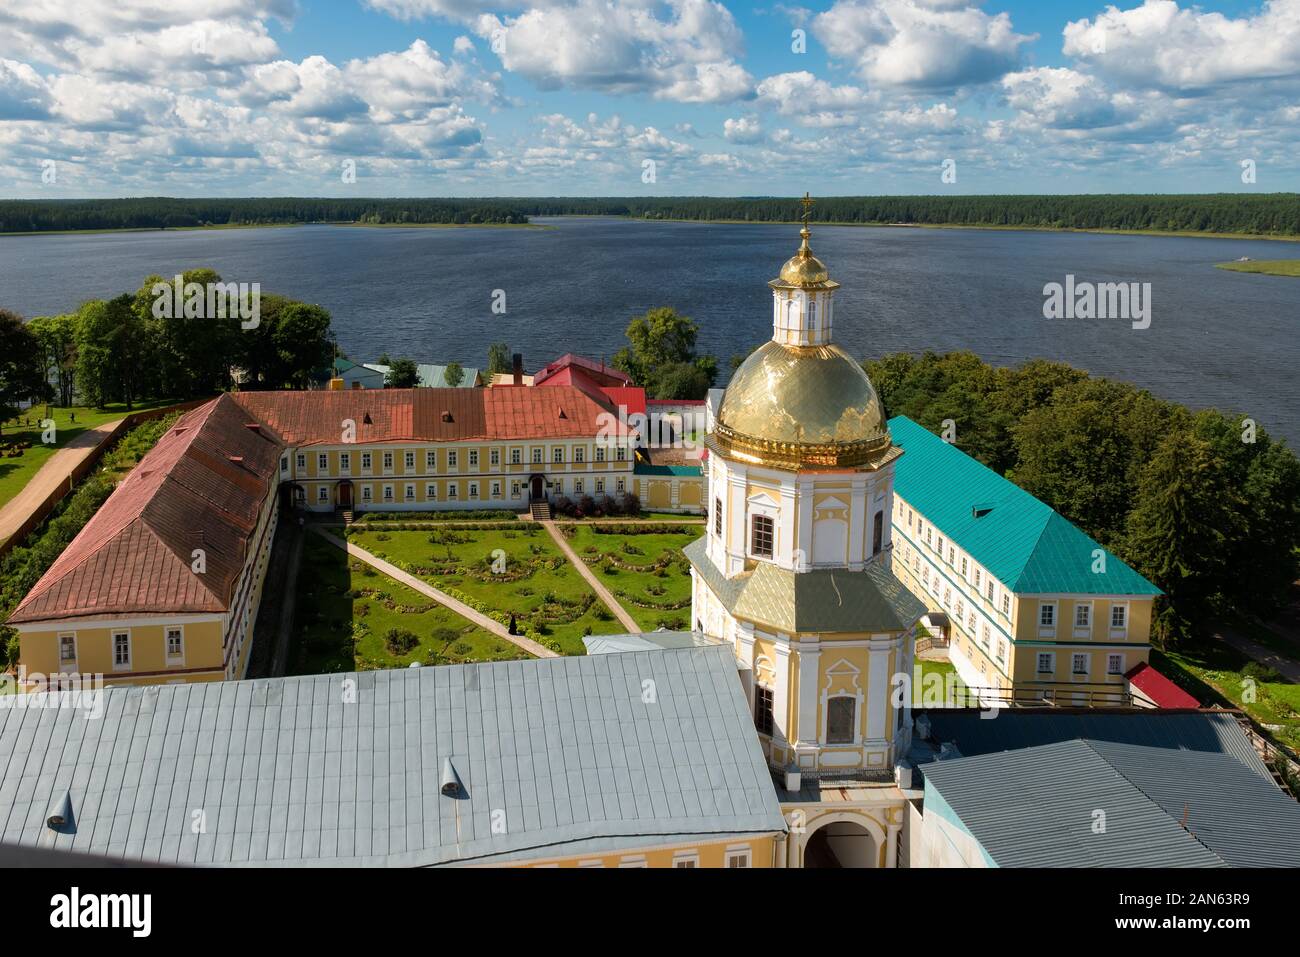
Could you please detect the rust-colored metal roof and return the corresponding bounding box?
[232,385,623,445]
[8,395,282,624]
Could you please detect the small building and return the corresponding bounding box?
[365,363,482,388]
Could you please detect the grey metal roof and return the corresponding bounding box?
[922,738,1300,868]
[582,631,723,655]
[913,709,1270,781]
[0,646,786,867]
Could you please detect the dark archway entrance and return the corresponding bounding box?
[338,480,353,508]
[529,475,545,501]
[803,821,878,868]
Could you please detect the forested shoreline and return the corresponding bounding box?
[2,194,1297,235]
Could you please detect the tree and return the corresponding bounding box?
[444,362,464,387]
[613,307,718,399]
[1121,429,1245,646]
[26,313,78,407]
[74,295,146,409]
[134,269,234,399]
[266,301,333,390]
[0,309,48,423]
[486,342,511,375]
[654,361,713,400]
[385,358,419,388]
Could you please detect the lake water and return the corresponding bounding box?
[2,217,1297,444]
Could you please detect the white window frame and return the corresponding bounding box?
[672,851,700,868]
[58,632,77,666]
[1107,653,1125,676]
[165,626,185,664]
[404,451,415,471]
[595,478,605,494]
[317,486,329,503]
[112,630,132,671]
[725,846,752,868]
[511,448,521,465]
[426,450,437,471]
[594,446,606,463]
[448,450,458,470]
[1109,602,1129,638]
[1038,601,1057,637]
[1074,601,1092,638]
[361,485,372,503]
[404,484,415,501]
[448,482,458,500]
[361,452,372,472]
[574,447,584,463]
[532,447,543,464]
[339,452,350,474]
[280,456,288,475]
[317,453,328,473]
[469,449,479,467]
[490,449,500,466]
[382,451,394,474]
[383,484,394,502]
[1036,652,1054,675]
[426,484,436,501]
[491,481,502,499]
[296,453,306,470]
[1072,652,1089,677]
[469,482,479,500]
[574,479,584,495]
[617,856,648,868]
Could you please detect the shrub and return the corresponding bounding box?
[383,628,419,655]
[1242,661,1283,683]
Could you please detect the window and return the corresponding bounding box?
[317,486,329,502]
[960,557,968,577]
[981,622,990,646]
[936,535,945,555]
[426,484,436,500]
[714,498,723,536]
[595,446,606,463]
[986,581,995,601]
[491,481,501,499]
[404,451,415,470]
[967,611,976,634]
[1075,604,1091,628]
[511,482,521,498]
[511,448,521,465]
[317,453,328,472]
[448,450,458,469]
[339,452,350,472]
[532,447,543,464]
[754,685,774,736]
[553,447,564,463]
[448,483,458,499]
[872,511,884,556]
[361,452,372,471]
[59,634,76,664]
[426,450,437,470]
[673,854,699,868]
[750,514,774,558]
[469,449,479,467]
[1036,653,1053,674]
[725,848,752,868]
[574,479,583,495]
[615,478,625,494]
[469,482,479,499]
[383,451,393,471]
[1040,604,1055,627]
[1002,593,1011,616]
[594,478,605,494]
[1108,653,1124,675]
[280,456,288,474]
[405,484,415,501]
[974,568,981,590]
[1072,653,1089,675]
[362,486,372,503]
[166,627,183,659]
[383,485,394,502]
[615,446,626,461]
[943,587,951,608]
[618,857,648,868]
[955,599,964,620]
[826,697,856,744]
[112,632,131,669]
[490,449,500,466]
[948,546,955,565]
[574,447,584,463]
[1111,605,1127,629]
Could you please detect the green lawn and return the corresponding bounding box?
[344,526,625,655]
[563,525,696,631]
[913,659,973,707]
[1153,644,1300,753]
[1216,259,1300,277]
[0,399,180,507]
[291,534,522,674]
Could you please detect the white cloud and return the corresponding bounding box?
[475,0,753,103]
[723,115,763,142]
[0,58,52,120]
[1062,0,1300,91]
[813,0,1033,90]
[754,71,870,126]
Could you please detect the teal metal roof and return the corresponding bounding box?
[888,416,1160,596]
[633,463,702,477]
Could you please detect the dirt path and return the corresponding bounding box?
[1211,623,1300,683]
[0,419,123,546]
[312,527,557,659]
[540,520,642,633]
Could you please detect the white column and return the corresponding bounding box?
[848,477,867,567]
[772,641,792,749]
[865,642,892,741]
[797,645,821,747]
[736,627,756,709]
[886,822,901,869]
[779,478,797,569]
[728,470,747,575]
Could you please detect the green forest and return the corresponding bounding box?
[866,351,1300,648]
[3,194,1297,235]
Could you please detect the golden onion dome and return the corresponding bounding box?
[711,340,896,470]
[775,227,832,287]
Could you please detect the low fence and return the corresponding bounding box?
[0,398,210,558]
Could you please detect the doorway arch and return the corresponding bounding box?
[797,812,884,868]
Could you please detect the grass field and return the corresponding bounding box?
[290,534,521,674]
[564,525,697,631]
[0,399,180,507]
[345,526,624,655]
[1216,259,1300,277]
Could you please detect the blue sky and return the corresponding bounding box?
[2,0,1298,196]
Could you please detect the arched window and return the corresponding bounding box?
[786,298,799,332]
[872,511,884,555]
[808,298,817,331]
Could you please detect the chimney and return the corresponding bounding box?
[512,353,523,386]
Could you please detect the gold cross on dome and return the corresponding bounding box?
[800,192,814,227]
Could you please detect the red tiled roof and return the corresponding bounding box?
[1125,662,1201,709]
[8,395,282,624]
[532,354,632,389]
[232,386,624,446]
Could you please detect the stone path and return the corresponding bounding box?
[0,419,122,547]
[312,527,557,659]
[540,520,642,633]
[1212,622,1300,683]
